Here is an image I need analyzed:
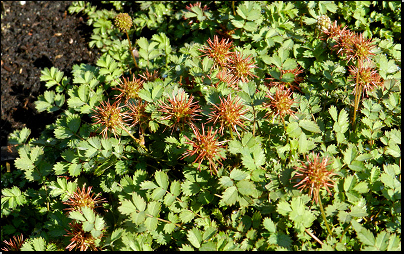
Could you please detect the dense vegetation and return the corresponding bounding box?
[1,1,401,251]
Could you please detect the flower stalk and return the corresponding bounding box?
[318,192,333,237]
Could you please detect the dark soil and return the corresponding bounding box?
[1,1,100,150]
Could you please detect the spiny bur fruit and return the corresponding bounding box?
[292,152,338,204]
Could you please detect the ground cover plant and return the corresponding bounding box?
[1,1,401,251]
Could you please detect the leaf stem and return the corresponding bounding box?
[119,124,148,152]
[318,192,333,237]
[339,223,351,243]
[252,104,256,136]
[143,211,182,228]
[305,228,323,245]
[126,31,139,69]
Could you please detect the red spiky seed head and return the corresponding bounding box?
[92,100,129,139]
[62,183,106,213]
[207,94,250,137]
[263,86,298,123]
[336,31,376,64]
[126,101,150,130]
[319,20,348,42]
[114,74,144,103]
[199,35,234,69]
[185,1,209,12]
[1,234,24,251]
[348,59,383,96]
[158,90,201,132]
[215,67,239,88]
[65,221,102,251]
[182,124,227,175]
[139,69,160,82]
[228,51,258,85]
[291,152,337,204]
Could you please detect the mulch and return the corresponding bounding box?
[1,1,100,151]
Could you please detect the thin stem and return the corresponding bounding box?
[352,60,362,131]
[229,127,234,140]
[352,84,362,131]
[318,192,333,237]
[232,1,236,16]
[143,210,182,228]
[252,104,256,136]
[214,193,223,198]
[339,223,351,243]
[125,31,139,69]
[119,124,148,151]
[305,228,323,245]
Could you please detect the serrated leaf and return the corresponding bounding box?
[131,211,146,225]
[230,168,248,181]
[276,200,292,216]
[236,179,255,196]
[187,227,202,248]
[344,175,357,192]
[219,176,234,187]
[118,199,137,215]
[202,227,217,241]
[182,181,200,196]
[21,237,47,251]
[231,18,245,28]
[268,232,292,248]
[282,58,297,70]
[137,37,149,49]
[15,157,34,170]
[82,221,94,232]
[144,217,158,231]
[263,217,276,233]
[180,210,195,223]
[163,223,176,234]
[374,231,389,251]
[68,163,82,177]
[68,210,86,222]
[140,181,158,189]
[146,201,161,217]
[349,206,368,218]
[155,171,169,190]
[356,153,373,161]
[152,187,166,200]
[299,120,321,133]
[357,228,376,246]
[289,196,315,230]
[180,244,195,251]
[337,210,352,224]
[286,121,302,138]
[110,228,123,243]
[82,206,95,223]
[298,132,308,154]
[170,180,181,197]
[343,144,357,165]
[387,233,400,251]
[268,55,282,69]
[353,181,368,193]
[337,109,349,133]
[132,193,146,211]
[303,17,317,25]
[221,186,238,206]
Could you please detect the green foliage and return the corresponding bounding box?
[2,1,400,251]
